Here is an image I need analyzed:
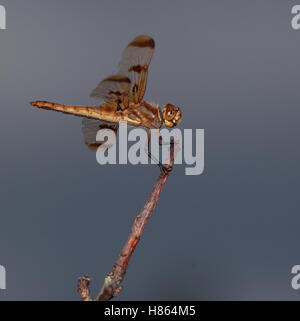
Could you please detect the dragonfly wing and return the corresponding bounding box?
[118,35,155,103]
[82,118,119,151]
[90,74,131,107]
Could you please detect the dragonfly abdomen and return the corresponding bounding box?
[30,100,104,120]
[30,100,153,128]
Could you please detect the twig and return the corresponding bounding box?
[77,275,92,301]
[77,142,176,301]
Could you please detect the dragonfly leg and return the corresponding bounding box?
[145,129,164,172]
[159,135,176,146]
[147,149,170,174]
[146,131,161,167]
[160,136,176,173]
[145,130,174,173]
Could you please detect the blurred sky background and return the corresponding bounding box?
[0,0,300,300]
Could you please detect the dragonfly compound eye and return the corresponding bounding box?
[163,104,182,128]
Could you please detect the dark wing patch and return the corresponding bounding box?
[82,118,119,151]
[90,74,131,105]
[118,35,155,103]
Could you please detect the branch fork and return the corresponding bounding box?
[77,141,177,301]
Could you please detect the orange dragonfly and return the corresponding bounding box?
[30,35,182,171]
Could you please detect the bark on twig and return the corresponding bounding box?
[77,275,92,301]
[77,142,176,301]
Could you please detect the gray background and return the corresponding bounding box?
[0,0,300,300]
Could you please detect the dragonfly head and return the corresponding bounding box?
[163,104,182,128]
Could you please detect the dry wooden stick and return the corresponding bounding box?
[77,142,176,301]
[77,275,92,301]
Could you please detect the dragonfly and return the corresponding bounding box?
[30,34,182,171]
